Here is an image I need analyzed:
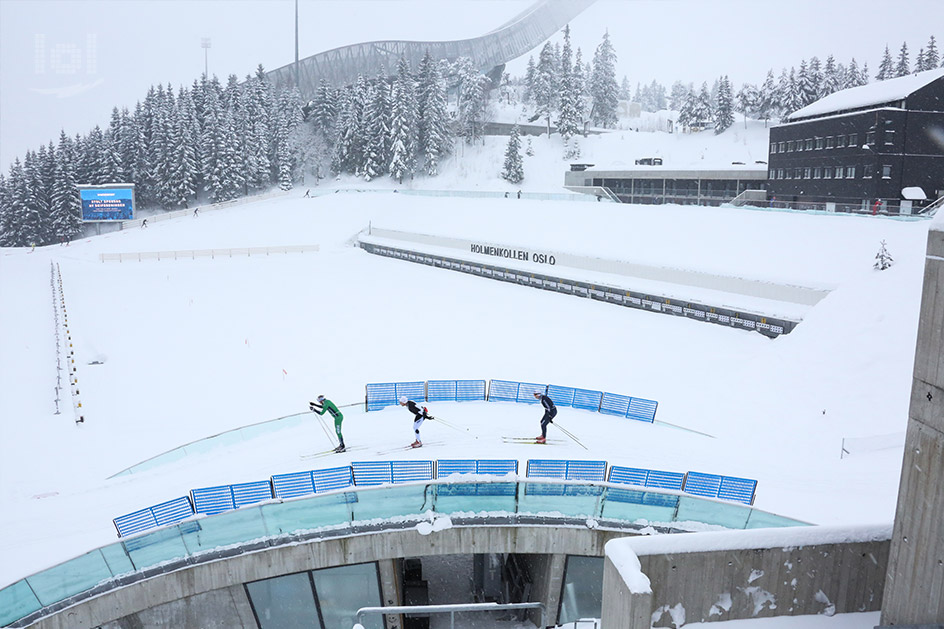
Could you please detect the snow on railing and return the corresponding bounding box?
[99,244,319,263]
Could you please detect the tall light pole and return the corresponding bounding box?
[201,37,211,79]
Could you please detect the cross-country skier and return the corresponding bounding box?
[533,390,557,443]
[399,396,433,448]
[310,395,346,452]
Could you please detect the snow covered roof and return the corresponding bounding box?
[787,67,944,121]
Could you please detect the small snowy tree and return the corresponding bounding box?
[874,240,894,270]
[501,124,524,184]
[589,31,619,128]
[714,75,735,134]
[876,46,894,81]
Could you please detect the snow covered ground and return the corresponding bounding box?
[0,125,929,629]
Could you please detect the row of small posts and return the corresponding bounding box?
[113,457,756,538]
[365,379,658,423]
[51,262,83,424]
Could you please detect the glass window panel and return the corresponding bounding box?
[122,525,190,572]
[247,572,321,629]
[675,497,750,528]
[26,550,115,606]
[518,483,603,518]
[601,488,678,523]
[350,484,431,522]
[0,580,42,627]
[558,556,604,625]
[179,507,268,554]
[99,542,135,576]
[312,563,383,629]
[434,483,517,513]
[745,509,809,529]
[261,492,356,536]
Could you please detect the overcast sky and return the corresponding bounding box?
[1,0,941,171]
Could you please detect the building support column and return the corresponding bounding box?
[880,222,944,624]
[377,558,403,629]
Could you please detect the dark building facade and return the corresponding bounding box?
[767,69,944,213]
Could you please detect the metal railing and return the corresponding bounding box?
[355,602,545,628]
[99,244,319,263]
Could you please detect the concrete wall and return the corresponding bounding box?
[882,223,944,624]
[98,585,256,629]
[28,524,630,629]
[601,556,651,629]
[601,526,891,629]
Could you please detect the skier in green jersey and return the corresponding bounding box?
[310,395,346,452]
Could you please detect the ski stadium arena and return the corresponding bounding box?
[3,2,944,629]
[2,186,942,629]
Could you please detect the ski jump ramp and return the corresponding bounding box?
[266,0,596,98]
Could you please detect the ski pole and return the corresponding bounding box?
[552,421,588,450]
[653,420,716,439]
[338,401,363,408]
[429,415,479,439]
[310,409,338,446]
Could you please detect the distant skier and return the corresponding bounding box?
[310,395,346,452]
[533,390,557,443]
[400,396,433,448]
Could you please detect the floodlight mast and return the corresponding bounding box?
[201,37,211,78]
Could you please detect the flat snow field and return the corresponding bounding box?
[0,190,928,599]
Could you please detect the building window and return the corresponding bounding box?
[559,556,605,625]
[770,143,777,154]
[787,140,795,152]
[795,168,802,179]
[835,166,844,179]
[824,167,832,179]
[778,168,785,179]
[837,136,847,148]
[882,164,892,178]
[846,166,856,178]
[785,169,792,179]
[884,130,895,146]
[866,129,876,145]
[826,136,835,149]
[849,133,858,147]
[815,137,825,149]
[805,139,814,151]
[804,167,811,179]
[778,141,786,152]
[814,167,822,179]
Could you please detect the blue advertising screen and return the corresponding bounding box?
[79,187,134,221]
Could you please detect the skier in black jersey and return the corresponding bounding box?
[533,391,557,443]
[399,396,433,448]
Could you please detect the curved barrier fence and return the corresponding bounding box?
[112,458,758,539]
[365,378,658,422]
[0,477,803,628]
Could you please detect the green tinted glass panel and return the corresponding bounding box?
[601,488,678,523]
[99,543,135,576]
[26,550,113,605]
[746,509,809,528]
[246,571,320,629]
[351,484,431,521]
[676,497,750,528]
[312,563,383,629]
[433,483,517,513]
[179,507,268,552]
[518,483,602,518]
[122,525,189,569]
[261,492,354,535]
[0,580,41,626]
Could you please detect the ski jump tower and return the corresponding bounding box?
[265,0,596,99]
